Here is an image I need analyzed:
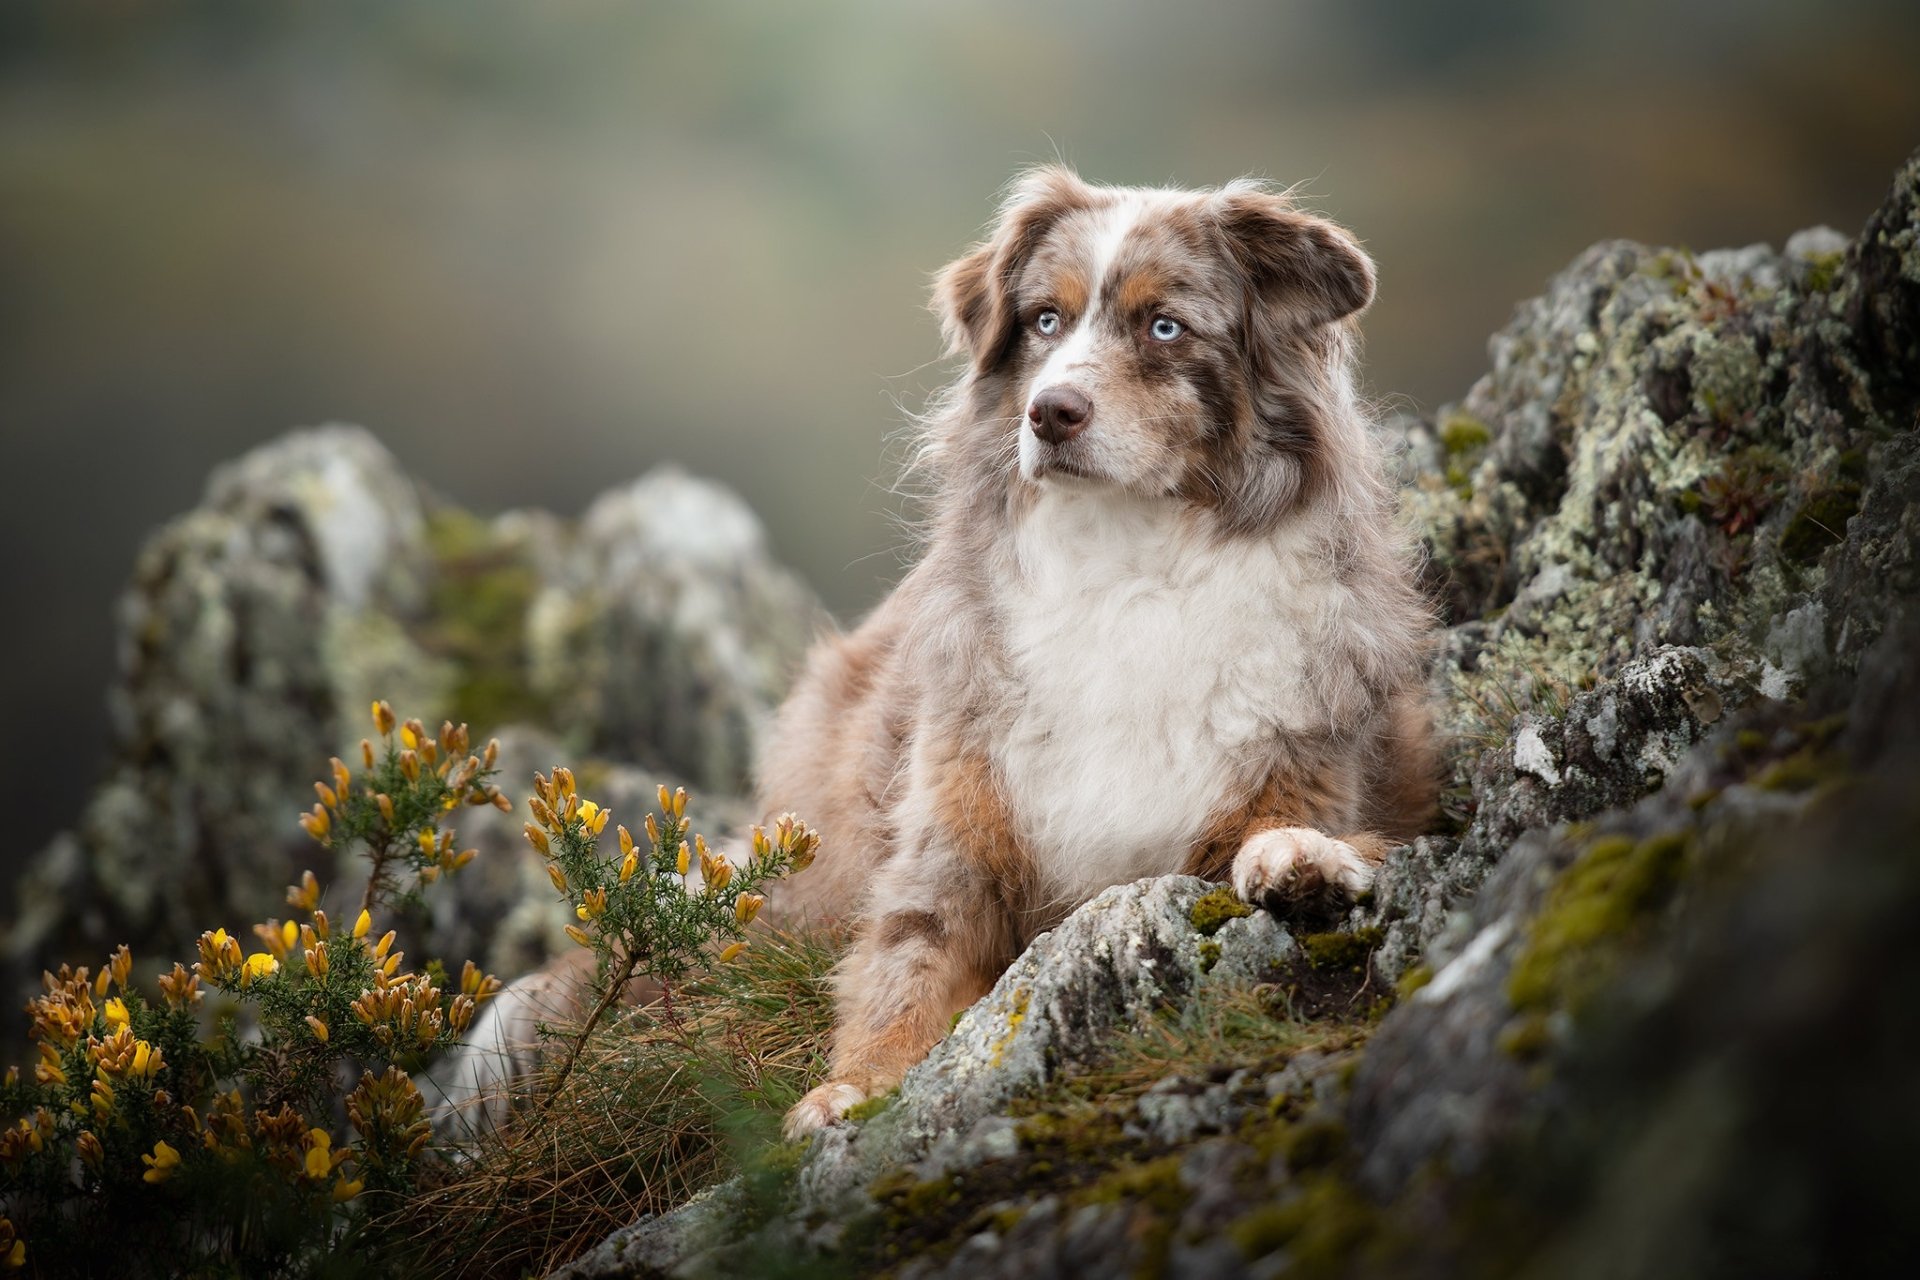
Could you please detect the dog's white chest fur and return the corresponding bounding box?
[993,487,1338,910]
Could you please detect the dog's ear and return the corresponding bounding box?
[1211,187,1375,332]
[933,166,1093,372]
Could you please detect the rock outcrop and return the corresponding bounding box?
[550,148,1920,1277]
[3,430,821,1018]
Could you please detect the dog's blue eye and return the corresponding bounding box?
[1035,310,1061,336]
[1149,316,1183,342]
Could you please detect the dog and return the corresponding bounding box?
[765,166,1438,1139]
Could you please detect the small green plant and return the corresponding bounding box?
[522,767,821,1099]
[0,700,505,1279]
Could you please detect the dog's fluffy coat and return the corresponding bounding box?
[769,168,1437,1137]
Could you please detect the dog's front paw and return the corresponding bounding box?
[1231,826,1374,905]
[782,1080,868,1141]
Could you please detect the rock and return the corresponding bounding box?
[528,467,828,796]
[551,148,1920,1279]
[4,429,820,1030]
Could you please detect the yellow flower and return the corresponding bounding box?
[400,724,418,750]
[734,893,765,927]
[305,1015,330,1043]
[575,888,607,921]
[619,850,639,883]
[372,701,396,736]
[241,952,280,984]
[287,870,321,913]
[353,909,372,940]
[564,925,594,948]
[677,845,690,876]
[3,1240,20,1270]
[524,823,551,856]
[546,864,568,893]
[303,1129,332,1180]
[141,1139,180,1183]
[578,799,600,826]
[131,1039,163,1079]
[717,941,747,964]
[333,1174,365,1202]
[103,997,129,1029]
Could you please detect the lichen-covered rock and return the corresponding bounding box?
[551,148,1920,1280]
[4,430,819,1030]
[527,467,827,795]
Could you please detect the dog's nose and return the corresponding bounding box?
[1027,386,1093,445]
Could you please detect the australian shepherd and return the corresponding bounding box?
[766,167,1437,1137]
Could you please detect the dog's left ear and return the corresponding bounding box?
[933,166,1094,373]
[1211,188,1375,331]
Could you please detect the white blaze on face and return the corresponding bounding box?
[1018,197,1152,480]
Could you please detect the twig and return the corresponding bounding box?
[543,949,639,1104]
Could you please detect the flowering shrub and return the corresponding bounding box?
[0,702,505,1279]
[524,768,820,1098]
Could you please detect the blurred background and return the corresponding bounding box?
[3,0,1917,882]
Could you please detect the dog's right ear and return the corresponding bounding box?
[933,166,1092,373]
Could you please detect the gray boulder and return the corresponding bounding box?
[4,428,820,1023]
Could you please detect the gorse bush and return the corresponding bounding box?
[377,775,833,1278]
[2,701,833,1278]
[0,702,507,1279]
[524,767,821,1098]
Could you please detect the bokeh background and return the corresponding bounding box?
[3,0,1917,887]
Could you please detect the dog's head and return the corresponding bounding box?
[931,167,1376,532]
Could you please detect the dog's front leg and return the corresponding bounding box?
[784,851,1011,1139]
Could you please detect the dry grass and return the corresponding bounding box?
[1022,983,1366,1112]
[375,927,843,1279]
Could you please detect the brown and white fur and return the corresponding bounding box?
[766,167,1437,1139]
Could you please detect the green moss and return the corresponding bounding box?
[1438,412,1493,456]
[1078,1154,1187,1209]
[1189,887,1254,937]
[1497,1013,1552,1060]
[1076,1155,1189,1280]
[1197,939,1223,973]
[1803,249,1846,293]
[1752,746,1842,793]
[1228,1176,1377,1272]
[1778,483,1862,564]
[1277,1119,1347,1171]
[1506,832,1692,1013]
[844,1090,897,1124]
[988,1206,1026,1236]
[1296,927,1385,973]
[421,507,545,732]
[1394,965,1432,1001]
